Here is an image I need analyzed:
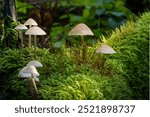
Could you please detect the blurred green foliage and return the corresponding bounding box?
[15,0,132,48]
[50,0,132,48]
[1,0,149,49]
[125,0,150,14]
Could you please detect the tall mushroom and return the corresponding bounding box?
[24,18,38,48]
[25,26,46,59]
[14,24,28,48]
[68,23,94,63]
[96,44,116,69]
[18,65,39,99]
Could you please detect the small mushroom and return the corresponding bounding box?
[18,66,39,78]
[14,24,28,48]
[25,26,46,59]
[27,60,43,67]
[68,23,94,63]
[96,44,116,69]
[96,44,116,54]
[24,18,38,48]
[18,65,39,99]
[68,23,94,36]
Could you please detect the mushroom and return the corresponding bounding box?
[18,66,39,78]
[27,60,43,67]
[24,18,38,48]
[25,26,46,59]
[68,23,94,63]
[96,44,116,54]
[96,44,116,69]
[18,65,39,99]
[68,23,94,36]
[14,24,28,48]
[26,60,43,82]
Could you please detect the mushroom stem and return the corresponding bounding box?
[93,54,106,70]
[19,30,23,48]
[81,36,84,45]
[28,25,32,48]
[31,74,38,96]
[27,74,38,100]
[81,36,87,63]
[99,54,106,69]
[26,78,34,98]
[34,35,37,59]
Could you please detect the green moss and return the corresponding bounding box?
[0,48,131,100]
[1,16,19,48]
[97,12,150,99]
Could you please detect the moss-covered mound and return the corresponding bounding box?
[98,12,149,99]
[0,12,149,100]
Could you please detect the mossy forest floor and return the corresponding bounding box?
[0,12,149,100]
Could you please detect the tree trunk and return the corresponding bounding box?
[3,0,17,26]
[2,0,18,48]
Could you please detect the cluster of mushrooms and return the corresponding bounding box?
[68,23,116,54]
[18,60,43,99]
[68,23,116,64]
[15,18,46,99]
[15,18,46,59]
[16,18,116,99]
[15,19,116,59]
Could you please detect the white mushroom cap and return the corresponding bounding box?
[18,66,39,78]
[34,76,40,82]
[68,23,94,36]
[14,24,28,30]
[24,18,38,26]
[27,60,43,67]
[25,26,46,35]
[96,44,116,54]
